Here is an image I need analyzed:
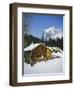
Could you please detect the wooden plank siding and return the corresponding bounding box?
[31,44,52,60]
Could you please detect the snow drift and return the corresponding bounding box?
[23,51,63,75]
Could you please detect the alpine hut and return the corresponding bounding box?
[24,43,52,64]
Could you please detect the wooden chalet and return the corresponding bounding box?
[24,43,52,64]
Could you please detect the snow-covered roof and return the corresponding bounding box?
[24,43,40,51]
[24,43,53,52]
[24,43,62,52]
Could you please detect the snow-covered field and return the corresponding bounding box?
[24,52,63,76]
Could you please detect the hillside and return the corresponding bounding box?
[24,34,63,50]
[24,34,42,48]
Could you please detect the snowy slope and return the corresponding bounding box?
[24,51,63,75]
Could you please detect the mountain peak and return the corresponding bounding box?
[43,26,63,40]
[44,26,56,35]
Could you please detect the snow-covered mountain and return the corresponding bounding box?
[51,32,63,40]
[44,27,56,35]
[43,26,63,40]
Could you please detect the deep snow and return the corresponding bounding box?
[24,52,63,76]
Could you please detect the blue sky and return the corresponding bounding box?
[23,13,63,38]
